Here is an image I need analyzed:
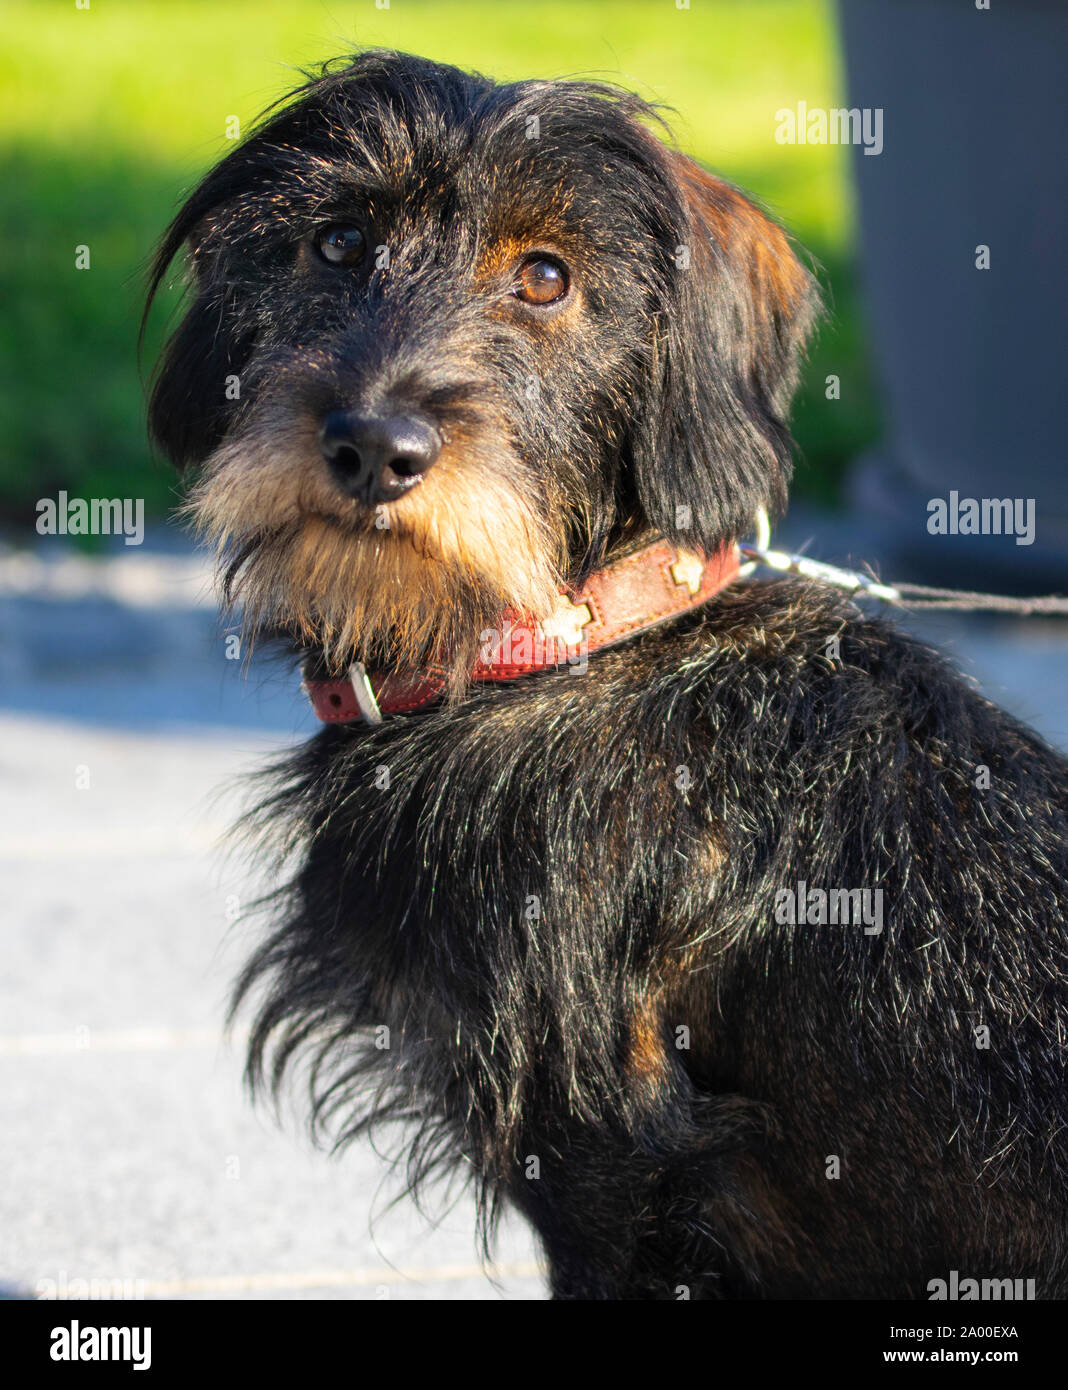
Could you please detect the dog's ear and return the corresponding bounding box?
[143,203,258,471]
[146,289,255,473]
[631,152,819,553]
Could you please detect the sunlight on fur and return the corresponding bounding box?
[183,426,565,679]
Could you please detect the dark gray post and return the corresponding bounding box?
[838,0,1068,590]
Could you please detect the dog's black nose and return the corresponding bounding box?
[320,411,441,504]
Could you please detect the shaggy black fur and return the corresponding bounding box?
[146,51,1068,1299]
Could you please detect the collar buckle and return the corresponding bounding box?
[348,661,383,724]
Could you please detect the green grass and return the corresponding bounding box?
[0,0,880,525]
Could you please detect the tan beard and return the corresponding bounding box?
[182,420,566,683]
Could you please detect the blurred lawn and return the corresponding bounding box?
[0,0,880,528]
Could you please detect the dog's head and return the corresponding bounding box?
[147,50,818,675]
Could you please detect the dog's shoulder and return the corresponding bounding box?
[661,577,1066,779]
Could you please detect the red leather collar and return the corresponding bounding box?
[303,538,741,724]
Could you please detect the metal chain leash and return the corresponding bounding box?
[739,511,1068,615]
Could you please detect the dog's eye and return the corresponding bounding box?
[315,224,367,267]
[514,258,569,306]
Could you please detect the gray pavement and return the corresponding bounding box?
[1,521,1064,1302]
[0,716,543,1300]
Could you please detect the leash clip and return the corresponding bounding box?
[739,510,901,603]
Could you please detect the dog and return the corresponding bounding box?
[146,50,1068,1299]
